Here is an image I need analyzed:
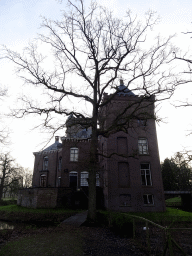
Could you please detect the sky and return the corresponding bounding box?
[1,0,192,170]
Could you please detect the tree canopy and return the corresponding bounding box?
[2,0,184,221]
[161,152,192,191]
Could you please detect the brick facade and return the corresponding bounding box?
[18,81,165,212]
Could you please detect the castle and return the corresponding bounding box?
[18,80,166,212]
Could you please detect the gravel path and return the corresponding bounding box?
[80,226,146,256]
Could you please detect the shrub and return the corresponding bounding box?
[0,199,17,206]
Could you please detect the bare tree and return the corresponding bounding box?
[3,0,183,221]
[0,86,9,145]
[22,168,33,188]
[0,153,23,200]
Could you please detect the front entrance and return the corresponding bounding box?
[69,171,78,188]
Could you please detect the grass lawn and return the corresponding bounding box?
[98,207,192,228]
[0,228,83,256]
[1,204,192,223]
[0,206,192,255]
[165,196,181,203]
[165,196,182,207]
[0,204,79,214]
[0,204,82,224]
[127,207,192,222]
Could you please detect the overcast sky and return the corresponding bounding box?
[1,0,192,170]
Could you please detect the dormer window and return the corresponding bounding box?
[43,156,48,170]
[70,147,78,162]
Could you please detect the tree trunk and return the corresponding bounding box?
[87,84,98,222]
[0,185,3,201]
[0,171,5,200]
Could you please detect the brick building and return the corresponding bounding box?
[18,80,166,212]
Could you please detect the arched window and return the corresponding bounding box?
[43,156,48,170]
[70,148,79,162]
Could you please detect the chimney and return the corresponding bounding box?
[55,136,59,142]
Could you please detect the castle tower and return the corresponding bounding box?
[99,80,165,212]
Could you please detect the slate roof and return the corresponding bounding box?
[117,80,135,96]
[43,140,62,152]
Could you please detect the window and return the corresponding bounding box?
[58,177,61,187]
[96,173,100,186]
[141,163,152,186]
[81,172,89,186]
[80,172,100,186]
[118,162,130,188]
[117,137,128,155]
[40,174,47,187]
[137,119,147,127]
[143,194,154,205]
[69,171,78,188]
[43,156,48,170]
[70,148,78,162]
[58,157,62,171]
[138,138,148,155]
[101,143,104,160]
[119,194,131,207]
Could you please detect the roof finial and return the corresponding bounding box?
[120,79,124,85]
[55,136,59,142]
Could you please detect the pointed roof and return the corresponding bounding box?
[117,79,135,96]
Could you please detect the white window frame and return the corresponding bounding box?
[80,171,89,186]
[80,172,100,187]
[138,138,148,155]
[143,194,154,205]
[141,163,152,186]
[70,148,79,162]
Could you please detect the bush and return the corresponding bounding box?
[0,199,17,206]
[110,212,133,237]
[97,211,133,238]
